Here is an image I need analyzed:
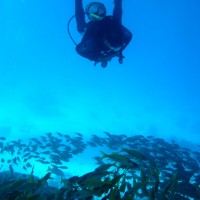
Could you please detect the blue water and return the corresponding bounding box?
[0,0,200,144]
[0,2,200,199]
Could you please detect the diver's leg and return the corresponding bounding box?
[75,0,86,33]
[113,0,122,24]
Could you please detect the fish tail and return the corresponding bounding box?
[100,151,108,159]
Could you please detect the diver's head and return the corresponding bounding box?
[85,2,106,21]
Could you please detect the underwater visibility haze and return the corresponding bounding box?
[0,0,200,199]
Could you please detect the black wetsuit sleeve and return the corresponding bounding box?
[113,0,122,24]
[75,0,86,33]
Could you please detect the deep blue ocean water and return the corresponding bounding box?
[0,1,200,198]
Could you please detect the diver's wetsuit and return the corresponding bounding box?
[75,0,132,67]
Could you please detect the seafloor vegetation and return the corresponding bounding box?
[0,132,200,200]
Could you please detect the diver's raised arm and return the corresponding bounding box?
[75,0,86,33]
[113,0,122,24]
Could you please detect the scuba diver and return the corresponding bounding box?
[74,0,132,68]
